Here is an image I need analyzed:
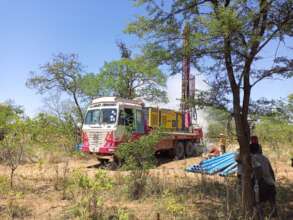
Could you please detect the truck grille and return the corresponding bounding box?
[88,131,108,152]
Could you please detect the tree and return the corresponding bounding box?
[98,42,168,103]
[126,0,293,213]
[26,53,86,124]
[30,112,76,152]
[255,94,293,147]
[0,119,30,187]
[79,73,101,99]
[0,101,24,140]
[42,94,82,145]
[206,107,235,140]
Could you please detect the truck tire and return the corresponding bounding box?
[175,142,185,160]
[185,141,197,157]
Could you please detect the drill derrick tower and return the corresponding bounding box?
[181,23,196,130]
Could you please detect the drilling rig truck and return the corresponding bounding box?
[81,97,203,163]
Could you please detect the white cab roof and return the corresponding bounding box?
[91,97,143,108]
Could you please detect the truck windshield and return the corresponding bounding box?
[84,108,117,125]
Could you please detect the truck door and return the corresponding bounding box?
[135,109,144,133]
[118,108,144,134]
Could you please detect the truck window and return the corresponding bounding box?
[119,108,134,127]
[85,108,117,125]
[101,109,117,124]
[85,109,100,125]
[135,109,144,133]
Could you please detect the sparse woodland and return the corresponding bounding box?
[1,0,293,219]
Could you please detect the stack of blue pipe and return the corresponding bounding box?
[186,152,238,177]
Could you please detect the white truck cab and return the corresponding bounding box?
[82,97,145,154]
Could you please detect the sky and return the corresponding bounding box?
[0,0,292,118]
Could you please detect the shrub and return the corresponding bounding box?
[161,190,186,217]
[67,170,113,219]
[126,170,148,200]
[115,130,163,200]
[0,119,32,187]
[115,129,163,170]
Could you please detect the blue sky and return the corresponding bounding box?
[0,0,292,116]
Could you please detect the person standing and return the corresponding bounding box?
[250,139,278,219]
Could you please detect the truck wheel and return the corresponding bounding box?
[185,141,197,157]
[175,142,185,160]
[110,155,122,170]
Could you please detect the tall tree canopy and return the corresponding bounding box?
[126,0,293,213]
[26,53,86,124]
[0,102,23,129]
[98,42,168,103]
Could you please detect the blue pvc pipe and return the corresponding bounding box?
[220,167,238,176]
[207,158,235,174]
[201,155,235,170]
[200,152,235,165]
[185,152,238,176]
[219,162,237,176]
[202,155,235,171]
[222,162,237,173]
[209,160,235,174]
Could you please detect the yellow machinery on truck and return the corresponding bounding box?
[146,107,183,131]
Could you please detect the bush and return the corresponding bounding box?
[126,170,148,200]
[115,129,163,170]
[30,113,76,153]
[67,170,113,219]
[161,190,186,217]
[0,119,32,188]
[255,116,293,148]
[115,130,163,200]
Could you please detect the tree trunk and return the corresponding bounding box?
[234,112,253,215]
[72,92,84,126]
[223,34,254,215]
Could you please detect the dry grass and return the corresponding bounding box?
[0,148,292,219]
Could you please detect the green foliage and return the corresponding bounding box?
[206,6,243,37]
[30,113,76,152]
[26,53,87,123]
[26,53,83,96]
[0,102,24,141]
[67,170,113,219]
[115,129,162,200]
[255,94,293,151]
[79,73,101,98]
[117,208,130,220]
[0,119,32,187]
[115,129,162,170]
[0,103,22,128]
[255,116,293,148]
[161,190,186,217]
[71,169,113,192]
[206,107,235,140]
[98,56,168,103]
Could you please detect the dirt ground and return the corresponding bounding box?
[0,154,292,220]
